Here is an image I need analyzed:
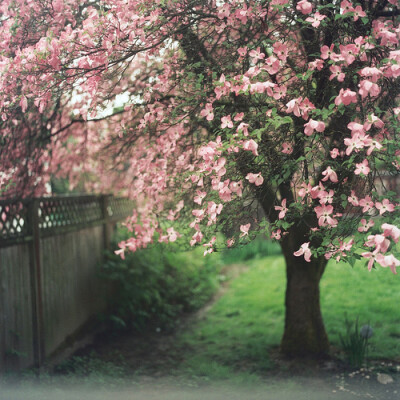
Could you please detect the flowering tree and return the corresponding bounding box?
[1,0,400,356]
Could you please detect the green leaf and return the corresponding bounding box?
[347,257,356,268]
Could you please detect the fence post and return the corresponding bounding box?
[27,199,45,368]
[101,195,112,251]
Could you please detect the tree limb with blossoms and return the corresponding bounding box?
[1,0,400,357]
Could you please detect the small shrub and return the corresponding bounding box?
[99,227,222,332]
[54,352,126,378]
[339,316,372,368]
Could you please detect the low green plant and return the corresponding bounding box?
[339,316,372,368]
[53,352,126,378]
[99,226,222,332]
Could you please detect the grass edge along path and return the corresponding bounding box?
[175,255,400,380]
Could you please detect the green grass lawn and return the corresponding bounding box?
[177,255,400,378]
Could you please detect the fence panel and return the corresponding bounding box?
[0,194,134,372]
[40,226,106,358]
[0,244,35,371]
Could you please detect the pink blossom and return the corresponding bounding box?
[281,142,293,154]
[263,55,280,75]
[334,88,358,106]
[249,47,265,63]
[352,5,366,21]
[237,47,247,57]
[273,85,287,100]
[360,67,382,83]
[359,196,374,213]
[221,115,233,129]
[234,112,244,121]
[366,140,381,156]
[227,238,235,247]
[315,204,338,227]
[200,103,214,121]
[271,229,282,240]
[243,139,259,156]
[340,0,353,15]
[249,81,275,96]
[359,80,380,98]
[298,183,312,198]
[275,198,288,219]
[305,12,326,27]
[285,98,301,117]
[364,114,384,130]
[348,190,359,206]
[273,42,288,61]
[230,181,243,197]
[320,44,335,60]
[308,59,324,71]
[310,184,322,199]
[321,166,338,183]
[382,223,400,243]
[354,159,370,175]
[19,95,28,113]
[218,183,232,202]
[294,242,312,262]
[365,234,390,253]
[237,122,249,136]
[376,254,399,274]
[217,3,231,19]
[214,157,227,177]
[330,148,339,159]
[296,0,313,15]
[347,121,365,135]
[344,128,371,155]
[339,238,354,253]
[115,242,127,260]
[246,172,264,186]
[299,98,316,120]
[329,65,345,82]
[361,251,378,271]
[358,218,374,232]
[240,223,251,237]
[203,236,216,256]
[375,199,395,215]
[304,119,325,136]
[318,189,334,205]
[167,227,179,242]
[339,44,357,65]
[194,190,207,205]
[190,230,203,246]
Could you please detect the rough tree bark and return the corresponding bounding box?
[279,232,329,358]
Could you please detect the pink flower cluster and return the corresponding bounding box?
[362,224,400,274]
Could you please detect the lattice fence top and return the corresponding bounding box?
[0,199,30,242]
[108,197,135,221]
[0,195,134,244]
[38,196,103,233]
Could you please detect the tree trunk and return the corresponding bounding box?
[280,243,329,358]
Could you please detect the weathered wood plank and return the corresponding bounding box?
[0,244,35,372]
[40,225,107,359]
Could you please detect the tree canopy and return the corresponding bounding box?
[1,0,400,355]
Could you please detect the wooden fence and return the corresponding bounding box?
[0,195,134,372]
